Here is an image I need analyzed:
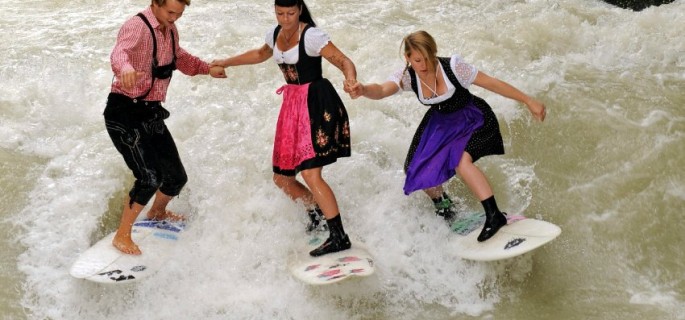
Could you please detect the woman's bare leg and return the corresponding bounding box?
[299,167,339,219]
[456,153,493,201]
[300,167,350,256]
[273,173,316,208]
[456,152,506,241]
[423,186,444,200]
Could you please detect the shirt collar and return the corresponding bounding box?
[141,6,162,30]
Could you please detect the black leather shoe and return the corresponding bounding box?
[309,234,351,257]
[433,193,457,223]
[436,207,457,223]
[306,209,328,234]
[477,211,507,242]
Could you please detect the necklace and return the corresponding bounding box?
[282,23,301,45]
[418,66,440,99]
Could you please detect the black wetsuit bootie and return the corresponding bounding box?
[309,214,351,257]
[432,193,457,223]
[305,207,327,234]
[477,196,508,242]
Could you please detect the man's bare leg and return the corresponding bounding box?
[146,190,185,221]
[112,198,144,255]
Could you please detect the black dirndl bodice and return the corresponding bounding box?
[405,57,504,172]
[270,25,351,175]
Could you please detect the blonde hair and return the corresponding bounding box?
[400,30,438,73]
[152,0,191,6]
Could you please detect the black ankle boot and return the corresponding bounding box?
[432,193,457,222]
[477,196,507,242]
[305,207,327,234]
[309,214,351,257]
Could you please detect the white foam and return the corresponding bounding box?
[4,0,685,318]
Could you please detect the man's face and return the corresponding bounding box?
[152,0,186,29]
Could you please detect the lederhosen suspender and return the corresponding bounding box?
[135,13,176,101]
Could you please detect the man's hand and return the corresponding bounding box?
[120,70,146,89]
[209,65,227,78]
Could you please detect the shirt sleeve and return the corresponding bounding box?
[110,18,144,76]
[304,27,331,57]
[450,54,478,88]
[174,27,210,76]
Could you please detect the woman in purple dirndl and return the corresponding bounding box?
[214,0,358,256]
[348,31,546,241]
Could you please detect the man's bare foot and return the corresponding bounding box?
[147,210,186,222]
[112,234,142,255]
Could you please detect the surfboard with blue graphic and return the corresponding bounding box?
[69,218,185,284]
[451,213,561,261]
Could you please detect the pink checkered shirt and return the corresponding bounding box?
[110,7,210,102]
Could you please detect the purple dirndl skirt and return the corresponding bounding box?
[403,102,484,195]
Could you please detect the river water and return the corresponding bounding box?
[1,0,683,319]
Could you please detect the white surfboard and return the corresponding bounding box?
[289,233,375,285]
[451,212,561,261]
[69,218,185,283]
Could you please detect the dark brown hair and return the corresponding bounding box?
[275,0,315,26]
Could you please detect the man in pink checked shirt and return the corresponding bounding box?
[103,0,226,255]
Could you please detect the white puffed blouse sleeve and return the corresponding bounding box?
[303,27,331,57]
[387,67,413,94]
[265,26,276,49]
[450,54,478,88]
